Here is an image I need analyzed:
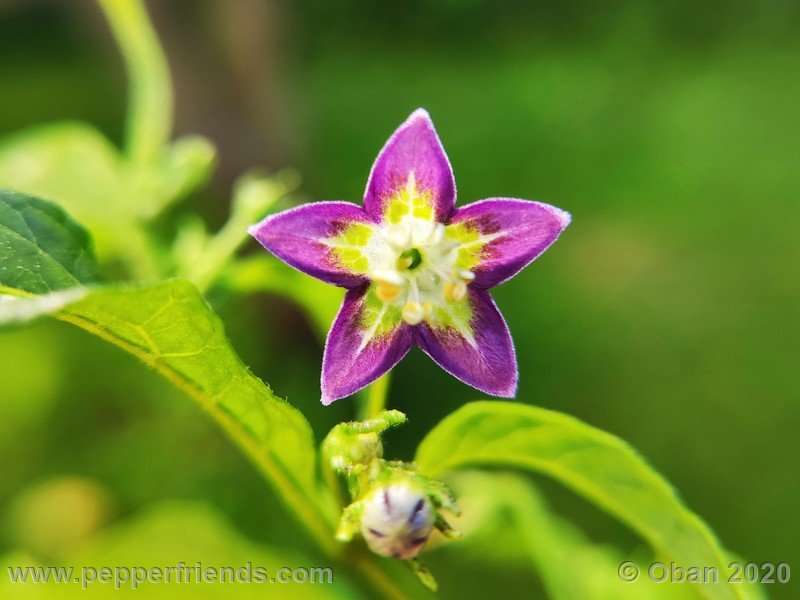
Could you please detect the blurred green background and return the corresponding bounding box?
[0,0,798,598]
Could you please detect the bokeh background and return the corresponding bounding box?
[1,0,798,598]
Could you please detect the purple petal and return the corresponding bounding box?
[416,288,517,397]
[448,198,570,288]
[322,284,414,404]
[363,109,456,224]
[248,201,374,288]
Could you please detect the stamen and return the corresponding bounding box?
[409,278,420,304]
[457,269,475,283]
[384,227,411,252]
[428,223,445,245]
[372,270,404,303]
[373,270,404,286]
[402,301,426,325]
[443,279,467,302]
[376,282,401,303]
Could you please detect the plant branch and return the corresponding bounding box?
[360,372,392,420]
[97,0,172,164]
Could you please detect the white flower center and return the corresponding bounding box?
[368,185,474,325]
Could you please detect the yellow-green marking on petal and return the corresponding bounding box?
[329,221,375,274]
[385,175,435,225]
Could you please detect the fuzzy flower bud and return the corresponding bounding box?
[360,481,435,560]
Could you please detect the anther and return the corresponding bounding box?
[373,270,404,303]
[457,269,475,282]
[443,280,467,302]
[402,301,426,325]
[376,282,402,303]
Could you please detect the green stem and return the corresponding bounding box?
[322,458,348,515]
[348,550,416,600]
[189,174,294,293]
[97,0,172,164]
[360,372,392,420]
[118,224,163,281]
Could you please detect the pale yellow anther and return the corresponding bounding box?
[376,281,402,303]
[422,301,433,318]
[443,279,467,302]
[402,301,426,325]
[457,269,475,283]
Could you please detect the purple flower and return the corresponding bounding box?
[249,109,570,404]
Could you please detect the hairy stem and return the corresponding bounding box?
[97,0,172,164]
[361,372,392,419]
[189,172,297,293]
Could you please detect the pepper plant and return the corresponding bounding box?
[0,2,763,599]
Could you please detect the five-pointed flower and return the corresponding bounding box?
[249,109,570,404]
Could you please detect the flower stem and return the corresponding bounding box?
[348,550,416,600]
[361,372,392,419]
[97,0,172,164]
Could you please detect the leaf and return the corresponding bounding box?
[0,189,99,294]
[445,471,696,600]
[0,501,360,599]
[415,402,756,600]
[0,280,334,552]
[150,136,216,217]
[0,288,86,327]
[0,123,132,226]
[0,124,216,257]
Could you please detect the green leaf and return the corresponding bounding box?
[0,123,215,256]
[0,123,131,227]
[0,189,99,294]
[0,501,360,599]
[150,136,216,217]
[0,288,86,327]
[416,402,755,600]
[0,280,334,553]
[446,471,695,600]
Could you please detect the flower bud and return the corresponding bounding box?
[360,482,434,559]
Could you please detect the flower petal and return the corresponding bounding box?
[416,288,517,397]
[248,201,377,288]
[322,284,414,404]
[446,198,570,288]
[363,109,456,225]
